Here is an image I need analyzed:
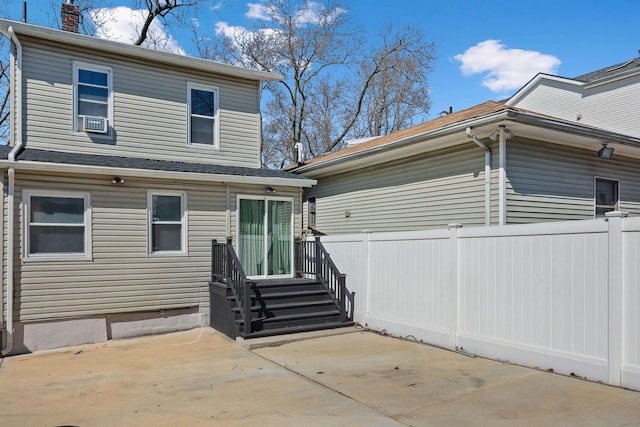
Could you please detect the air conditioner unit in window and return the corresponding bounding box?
[81,115,108,134]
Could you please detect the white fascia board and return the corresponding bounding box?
[0,19,282,82]
[505,73,584,106]
[294,110,512,176]
[0,160,316,188]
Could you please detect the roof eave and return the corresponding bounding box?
[292,110,511,175]
[0,19,283,82]
[505,110,640,147]
[0,160,316,187]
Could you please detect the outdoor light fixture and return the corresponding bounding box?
[266,186,276,193]
[111,177,125,184]
[598,144,614,159]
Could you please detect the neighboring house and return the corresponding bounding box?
[506,57,640,138]
[289,100,640,235]
[0,14,316,354]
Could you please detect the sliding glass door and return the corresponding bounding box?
[238,196,293,278]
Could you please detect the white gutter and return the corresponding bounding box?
[498,125,511,226]
[2,26,23,357]
[0,19,282,83]
[0,159,316,188]
[296,110,512,175]
[466,127,491,226]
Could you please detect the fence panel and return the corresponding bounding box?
[622,216,640,389]
[318,217,638,390]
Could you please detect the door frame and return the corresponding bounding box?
[236,195,295,279]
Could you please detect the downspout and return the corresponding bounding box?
[2,26,23,357]
[466,127,491,226]
[498,125,509,226]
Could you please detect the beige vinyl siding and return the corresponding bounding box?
[506,138,640,223]
[511,76,640,138]
[7,173,302,322]
[13,173,224,322]
[20,37,261,167]
[306,145,488,234]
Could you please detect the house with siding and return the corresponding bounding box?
[506,57,640,138]
[289,99,640,235]
[0,13,322,354]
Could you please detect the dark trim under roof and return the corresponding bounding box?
[0,146,312,182]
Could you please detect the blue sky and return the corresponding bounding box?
[7,0,640,119]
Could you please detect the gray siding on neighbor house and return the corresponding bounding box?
[8,172,301,323]
[506,138,640,223]
[20,37,262,167]
[304,145,489,234]
[510,75,640,138]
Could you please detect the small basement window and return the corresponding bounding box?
[595,178,619,217]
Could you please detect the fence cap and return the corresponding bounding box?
[604,211,629,218]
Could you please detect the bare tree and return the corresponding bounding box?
[201,0,436,168]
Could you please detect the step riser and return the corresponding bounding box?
[256,315,342,331]
[253,284,326,294]
[254,304,338,318]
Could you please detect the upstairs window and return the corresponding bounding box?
[73,62,112,135]
[595,178,619,217]
[188,83,219,148]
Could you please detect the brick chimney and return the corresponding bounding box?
[61,0,80,33]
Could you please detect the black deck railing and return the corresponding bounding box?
[296,238,354,322]
[211,239,254,335]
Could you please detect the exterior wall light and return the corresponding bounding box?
[598,144,614,159]
[111,177,125,184]
[266,186,276,193]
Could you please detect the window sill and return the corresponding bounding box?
[23,254,93,263]
[148,251,189,257]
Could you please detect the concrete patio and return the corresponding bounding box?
[1,327,639,426]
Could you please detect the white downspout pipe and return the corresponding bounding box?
[2,26,23,356]
[466,127,491,226]
[498,125,509,226]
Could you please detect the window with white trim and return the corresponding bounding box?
[73,62,113,135]
[148,191,187,254]
[24,191,91,259]
[308,197,317,228]
[188,83,219,147]
[595,178,619,217]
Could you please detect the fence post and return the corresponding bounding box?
[605,211,627,386]
[448,224,463,350]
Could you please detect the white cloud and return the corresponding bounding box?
[89,6,185,55]
[454,40,561,93]
[244,1,345,25]
[246,3,272,21]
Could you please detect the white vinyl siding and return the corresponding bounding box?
[509,75,640,138]
[506,139,640,223]
[304,145,487,234]
[23,190,91,261]
[20,38,262,167]
[7,173,302,322]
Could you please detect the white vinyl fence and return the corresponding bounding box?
[316,212,640,390]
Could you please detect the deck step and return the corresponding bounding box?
[242,321,354,339]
